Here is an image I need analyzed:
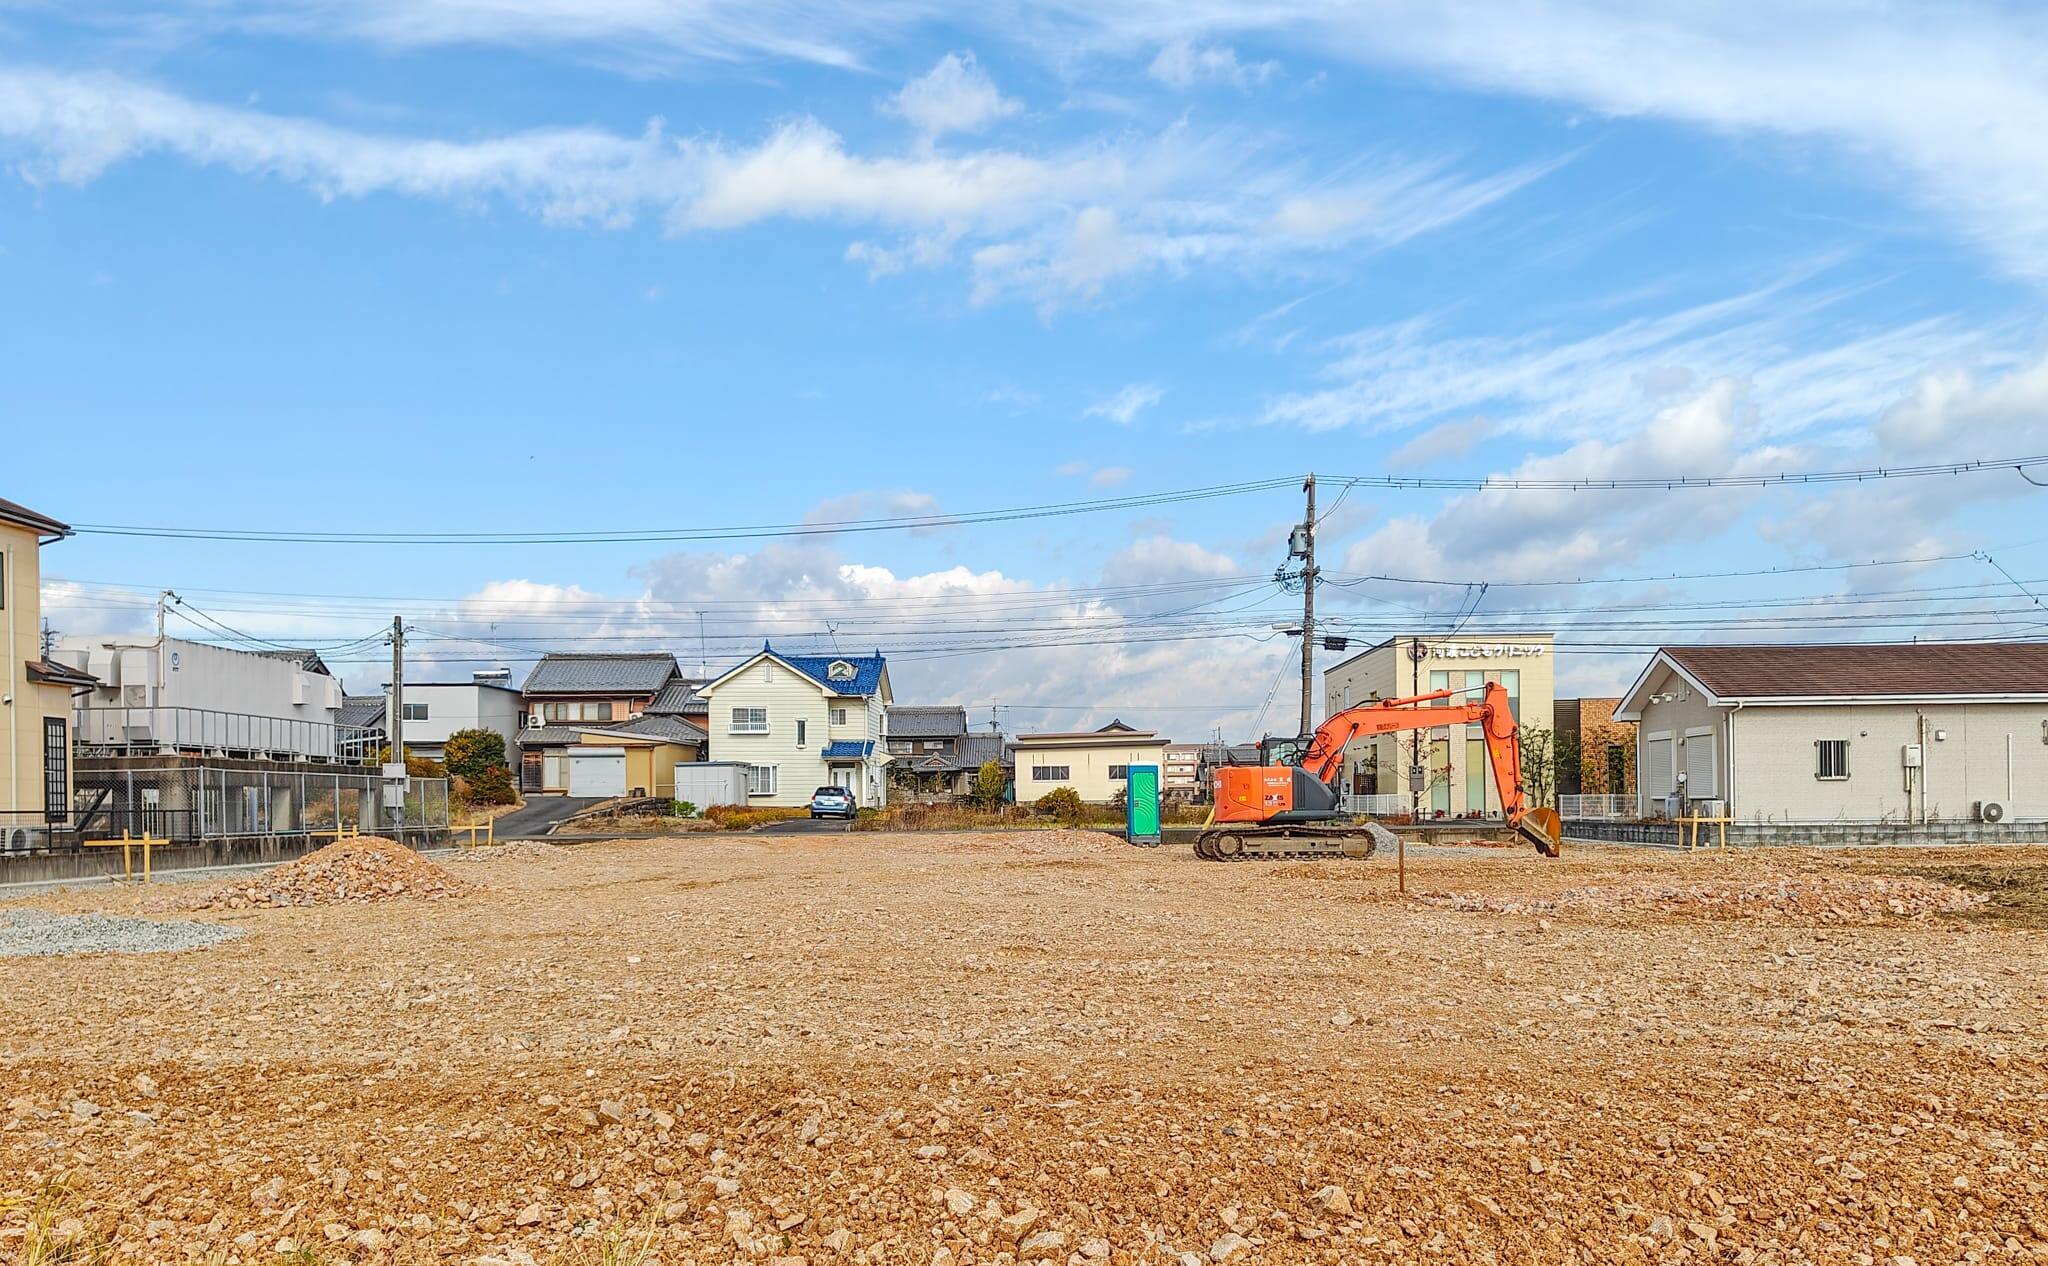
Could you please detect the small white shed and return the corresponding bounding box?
[674,761,749,811]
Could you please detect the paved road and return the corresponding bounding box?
[493,796,612,839]
[755,816,855,835]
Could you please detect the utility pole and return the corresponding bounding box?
[154,590,179,712]
[1298,474,1318,740]
[386,617,405,834]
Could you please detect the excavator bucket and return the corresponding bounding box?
[1516,807,1563,857]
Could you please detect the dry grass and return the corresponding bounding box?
[6,1179,110,1265]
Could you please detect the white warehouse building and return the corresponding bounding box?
[1615,643,2048,830]
[55,635,358,762]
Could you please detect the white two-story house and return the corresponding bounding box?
[701,645,892,808]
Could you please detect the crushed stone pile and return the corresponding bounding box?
[198,836,469,909]
[0,909,243,957]
[1005,828,1133,854]
[1420,872,1986,923]
[448,839,567,865]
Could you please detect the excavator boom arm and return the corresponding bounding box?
[1298,682,1561,856]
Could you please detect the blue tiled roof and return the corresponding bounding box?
[771,647,886,697]
[822,739,875,759]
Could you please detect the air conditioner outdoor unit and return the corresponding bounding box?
[1976,799,2008,824]
[1692,798,1726,818]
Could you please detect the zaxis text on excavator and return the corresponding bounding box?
[1196,681,1563,861]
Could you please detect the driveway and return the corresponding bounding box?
[754,816,855,835]
[492,796,612,839]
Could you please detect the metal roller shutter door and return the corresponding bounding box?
[568,747,627,797]
[1644,737,1674,798]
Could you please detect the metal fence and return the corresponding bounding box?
[73,705,379,765]
[25,764,452,852]
[1559,794,1635,820]
[1341,793,1410,817]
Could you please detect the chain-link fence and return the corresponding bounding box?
[33,763,452,853]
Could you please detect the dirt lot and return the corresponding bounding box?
[3,833,2045,1265]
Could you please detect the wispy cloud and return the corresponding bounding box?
[1083,381,1164,424]
[81,0,2048,287]
[1261,271,2015,443]
[0,65,1550,310]
[1147,40,1278,91]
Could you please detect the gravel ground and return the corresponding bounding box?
[1,833,2044,1264]
[0,909,243,958]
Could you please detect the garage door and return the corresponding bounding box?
[568,747,626,797]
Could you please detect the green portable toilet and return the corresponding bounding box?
[1125,764,1161,847]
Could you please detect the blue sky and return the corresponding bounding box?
[6,3,2047,738]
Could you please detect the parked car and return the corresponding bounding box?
[809,786,855,820]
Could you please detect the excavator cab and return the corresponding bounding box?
[1258,735,1310,767]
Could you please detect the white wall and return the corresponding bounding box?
[1733,702,2047,823]
[58,635,344,758]
[704,658,832,807]
[387,683,523,755]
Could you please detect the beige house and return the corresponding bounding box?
[1013,721,1168,804]
[702,647,892,808]
[1616,644,2048,824]
[1321,633,1555,816]
[2,497,96,843]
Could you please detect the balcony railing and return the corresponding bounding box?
[73,705,379,765]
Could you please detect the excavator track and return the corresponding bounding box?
[1193,819,1399,861]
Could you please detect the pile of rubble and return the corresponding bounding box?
[1420,871,1987,923]
[197,836,469,909]
[448,840,567,865]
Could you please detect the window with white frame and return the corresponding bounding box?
[730,707,768,734]
[831,707,848,726]
[796,719,807,747]
[1816,739,1849,780]
[402,702,429,721]
[1108,765,1129,781]
[746,764,778,795]
[543,700,611,722]
[1031,765,1070,781]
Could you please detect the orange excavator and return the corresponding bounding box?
[1197,681,1563,861]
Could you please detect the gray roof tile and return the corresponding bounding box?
[522,653,681,695]
[887,705,967,738]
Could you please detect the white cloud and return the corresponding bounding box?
[1090,466,1133,487]
[886,51,1021,138]
[1055,459,1090,477]
[1261,272,2014,443]
[1083,381,1164,424]
[1147,40,1278,90]
[86,3,2048,279]
[1029,3,2048,282]
[1386,417,1492,469]
[0,65,1547,310]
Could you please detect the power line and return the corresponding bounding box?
[57,454,2048,546]
[67,477,1301,545]
[1323,455,2048,492]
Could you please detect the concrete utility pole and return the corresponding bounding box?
[1298,474,1318,741]
[386,616,406,834]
